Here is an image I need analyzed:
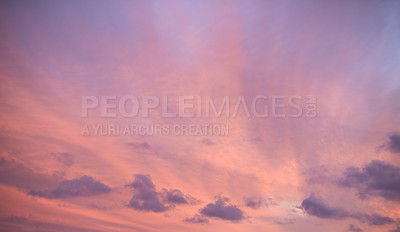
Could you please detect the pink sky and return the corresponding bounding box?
[0,1,400,232]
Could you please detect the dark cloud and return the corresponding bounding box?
[183,214,209,224]
[126,174,167,212]
[348,224,363,232]
[30,175,111,198]
[388,133,400,153]
[390,227,400,232]
[352,213,394,226]
[302,194,394,226]
[126,174,194,213]
[339,160,400,202]
[161,189,188,204]
[199,196,244,222]
[160,188,198,205]
[301,194,349,219]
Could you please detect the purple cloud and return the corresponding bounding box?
[352,213,394,226]
[200,138,216,146]
[302,194,394,226]
[243,196,269,209]
[301,194,349,219]
[183,214,209,224]
[30,175,111,198]
[51,152,74,166]
[199,196,244,222]
[388,133,400,153]
[339,160,400,202]
[126,174,168,212]
[348,224,363,232]
[390,227,400,232]
[126,142,152,150]
[160,188,198,205]
[0,157,62,191]
[126,174,195,213]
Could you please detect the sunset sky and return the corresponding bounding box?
[0,1,400,232]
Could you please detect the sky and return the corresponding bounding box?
[0,0,400,232]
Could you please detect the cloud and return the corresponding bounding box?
[243,196,274,209]
[390,227,400,232]
[51,152,74,166]
[30,175,111,198]
[388,133,400,153]
[126,142,152,150]
[183,214,209,224]
[0,215,111,232]
[305,166,335,185]
[199,196,244,222]
[161,189,188,204]
[273,218,295,225]
[352,213,394,226]
[126,174,168,212]
[200,138,215,146]
[160,188,198,205]
[339,160,400,202]
[126,174,194,212]
[302,194,394,226]
[1,215,29,223]
[0,157,62,191]
[244,197,264,209]
[301,194,349,219]
[348,224,363,232]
